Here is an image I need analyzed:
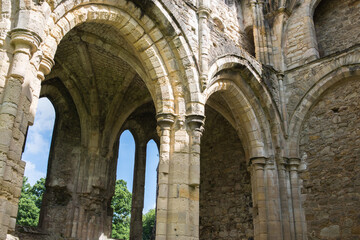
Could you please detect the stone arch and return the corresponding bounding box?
[204,56,281,160]
[40,1,201,116]
[288,64,360,157]
[205,80,269,160]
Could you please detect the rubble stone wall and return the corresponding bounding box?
[313,0,360,57]
[200,106,253,240]
[299,78,360,239]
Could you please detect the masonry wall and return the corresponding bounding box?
[299,78,360,239]
[200,106,253,240]
[314,0,360,57]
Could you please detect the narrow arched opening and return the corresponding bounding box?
[142,139,159,240]
[111,130,135,240]
[245,26,256,57]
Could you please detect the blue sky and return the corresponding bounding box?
[22,98,158,214]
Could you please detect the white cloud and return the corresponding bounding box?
[24,160,46,186]
[24,98,55,154]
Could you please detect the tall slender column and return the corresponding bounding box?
[264,159,283,239]
[251,0,270,64]
[186,114,205,239]
[155,113,175,239]
[198,0,211,90]
[277,158,296,240]
[250,157,268,240]
[130,140,147,240]
[0,29,41,238]
[289,158,306,240]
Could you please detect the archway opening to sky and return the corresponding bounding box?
[144,139,159,214]
[22,98,55,186]
[115,131,159,239]
[16,97,55,227]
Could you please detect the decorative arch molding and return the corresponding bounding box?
[204,78,271,160]
[288,63,360,157]
[205,55,284,160]
[208,55,263,87]
[38,1,201,116]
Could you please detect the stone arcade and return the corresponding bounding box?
[0,0,359,239]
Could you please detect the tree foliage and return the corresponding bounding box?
[142,208,156,240]
[16,177,45,226]
[111,179,132,240]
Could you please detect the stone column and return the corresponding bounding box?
[155,113,175,240]
[186,114,205,239]
[250,0,270,65]
[198,0,211,90]
[250,157,267,240]
[289,158,306,240]
[277,158,296,240]
[130,140,147,240]
[0,29,41,238]
[264,159,283,239]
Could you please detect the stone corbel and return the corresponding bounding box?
[37,56,55,81]
[186,114,205,133]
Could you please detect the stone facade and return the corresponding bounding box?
[0,0,358,239]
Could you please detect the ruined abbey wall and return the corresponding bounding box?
[0,0,359,239]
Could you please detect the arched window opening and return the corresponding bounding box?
[245,26,255,57]
[313,0,360,57]
[17,97,55,227]
[112,130,136,240]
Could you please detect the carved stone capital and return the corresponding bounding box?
[198,0,211,17]
[10,29,42,55]
[289,157,301,171]
[186,114,205,133]
[249,157,267,170]
[156,113,176,129]
[277,72,285,81]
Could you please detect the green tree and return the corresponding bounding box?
[16,177,45,226]
[111,179,132,239]
[29,177,46,209]
[142,209,156,240]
